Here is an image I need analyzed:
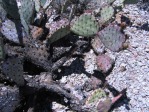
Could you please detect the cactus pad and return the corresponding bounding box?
[1,19,20,43]
[18,0,35,36]
[40,0,47,7]
[86,89,107,105]
[33,0,41,12]
[1,57,25,86]
[100,5,114,24]
[98,24,125,51]
[85,88,107,112]
[0,37,5,61]
[0,4,7,21]
[1,0,20,19]
[47,18,70,44]
[71,13,99,37]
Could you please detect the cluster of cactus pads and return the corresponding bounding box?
[0,0,129,111]
[0,0,126,51]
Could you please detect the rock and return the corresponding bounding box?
[96,54,114,73]
[30,26,44,40]
[0,84,20,112]
[91,36,105,54]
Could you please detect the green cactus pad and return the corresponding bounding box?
[47,18,70,44]
[70,13,99,37]
[86,89,107,104]
[100,5,114,25]
[40,0,47,7]
[1,57,25,86]
[1,0,20,19]
[0,37,5,60]
[33,0,41,12]
[0,4,7,21]
[98,24,125,51]
[1,19,20,43]
[18,0,35,36]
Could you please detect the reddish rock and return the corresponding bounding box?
[96,54,114,73]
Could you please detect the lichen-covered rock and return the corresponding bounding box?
[96,54,114,73]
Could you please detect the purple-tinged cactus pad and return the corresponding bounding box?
[98,24,125,52]
[1,57,25,86]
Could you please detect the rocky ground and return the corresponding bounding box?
[107,4,149,112]
[52,2,149,112]
[0,0,149,112]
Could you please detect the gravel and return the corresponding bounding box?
[52,2,149,112]
[106,3,149,112]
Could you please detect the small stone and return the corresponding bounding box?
[91,36,105,54]
[96,54,114,73]
[30,26,44,39]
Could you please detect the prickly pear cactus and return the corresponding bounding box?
[0,85,20,112]
[85,88,107,112]
[1,19,20,43]
[25,41,50,69]
[71,13,99,37]
[86,89,107,104]
[1,57,25,86]
[99,5,114,25]
[40,0,47,7]
[0,37,5,61]
[33,0,46,12]
[98,24,125,51]
[1,0,20,19]
[33,0,41,12]
[0,4,7,21]
[47,18,70,44]
[18,0,35,36]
